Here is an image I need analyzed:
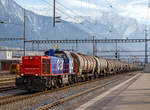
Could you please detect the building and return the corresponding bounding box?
[0,50,21,71]
[0,50,12,60]
[0,46,44,71]
[0,46,18,71]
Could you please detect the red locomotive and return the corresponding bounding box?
[16,55,74,91]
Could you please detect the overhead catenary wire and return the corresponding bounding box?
[40,0,97,35]
[55,1,97,34]
[27,0,117,36]
[55,1,95,25]
[41,0,81,22]
[55,0,100,35]
[55,1,84,20]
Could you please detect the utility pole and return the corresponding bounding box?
[145,29,148,65]
[53,0,56,27]
[115,42,118,60]
[95,42,97,56]
[93,36,97,56]
[24,9,26,56]
[75,40,78,52]
[53,0,61,27]
[93,36,94,56]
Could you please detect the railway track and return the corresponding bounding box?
[38,73,141,110]
[0,80,15,86]
[0,77,15,82]
[0,86,17,92]
[0,71,140,110]
[0,76,15,87]
[38,79,120,110]
[0,72,130,107]
[0,71,9,75]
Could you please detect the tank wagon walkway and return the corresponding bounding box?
[75,73,150,110]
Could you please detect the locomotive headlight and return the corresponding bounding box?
[29,56,33,60]
[16,75,21,78]
[35,74,39,76]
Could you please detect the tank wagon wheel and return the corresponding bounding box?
[94,73,99,79]
[44,88,48,91]
[78,77,83,82]
[86,75,90,81]
[105,73,108,77]
[88,76,92,80]
[81,78,84,82]
[85,75,90,81]
[99,72,103,78]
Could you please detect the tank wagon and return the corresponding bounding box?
[94,57,108,77]
[16,49,142,91]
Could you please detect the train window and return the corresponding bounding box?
[42,59,50,74]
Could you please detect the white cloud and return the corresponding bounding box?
[129,0,147,6]
[22,4,53,16]
[63,0,101,9]
[119,1,150,23]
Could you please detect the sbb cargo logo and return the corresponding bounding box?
[57,60,63,71]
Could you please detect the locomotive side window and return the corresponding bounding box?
[42,59,50,74]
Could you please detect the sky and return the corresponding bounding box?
[14,0,150,24]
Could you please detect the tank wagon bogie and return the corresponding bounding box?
[16,49,142,92]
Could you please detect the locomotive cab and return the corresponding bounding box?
[16,56,51,91]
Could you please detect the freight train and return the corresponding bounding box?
[16,49,142,91]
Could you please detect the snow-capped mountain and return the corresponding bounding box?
[0,0,148,60]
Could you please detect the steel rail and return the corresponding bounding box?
[0,81,15,86]
[0,72,130,107]
[0,86,17,92]
[0,77,15,82]
[38,72,140,110]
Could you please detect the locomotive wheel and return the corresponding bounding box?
[51,78,58,89]
[74,76,78,83]
[57,78,62,87]
[28,89,32,93]
[68,76,73,85]
[45,88,48,91]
